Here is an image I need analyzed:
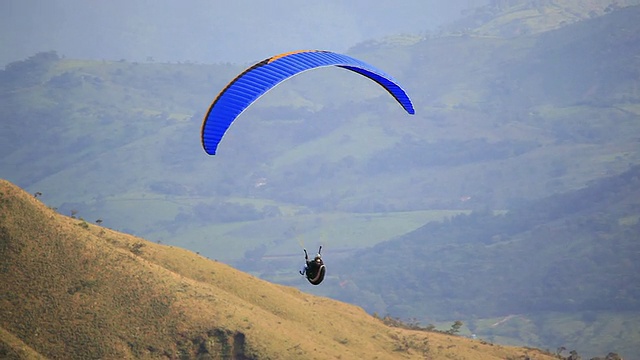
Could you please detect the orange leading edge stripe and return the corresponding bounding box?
[267,50,321,63]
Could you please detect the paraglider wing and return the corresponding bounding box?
[201,50,415,155]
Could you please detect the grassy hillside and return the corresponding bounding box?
[0,179,557,359]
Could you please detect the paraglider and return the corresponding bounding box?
[299,246,325,285]
[201,49,415,155]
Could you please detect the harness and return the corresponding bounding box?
[305,262,326,285]
[303,246,326,285]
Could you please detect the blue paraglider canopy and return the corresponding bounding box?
[201,50,415,155]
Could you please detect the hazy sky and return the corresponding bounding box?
[1,0,488,66]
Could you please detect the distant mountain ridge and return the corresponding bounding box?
[445,0,640,37]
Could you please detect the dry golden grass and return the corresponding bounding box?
[0,179,557,359]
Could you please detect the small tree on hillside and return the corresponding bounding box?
[446,320,463,335]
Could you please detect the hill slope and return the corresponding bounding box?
[0,179,556,359]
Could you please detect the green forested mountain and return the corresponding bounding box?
[1,2,640,359]
[324,165,640,356]
[3,6,639,244]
